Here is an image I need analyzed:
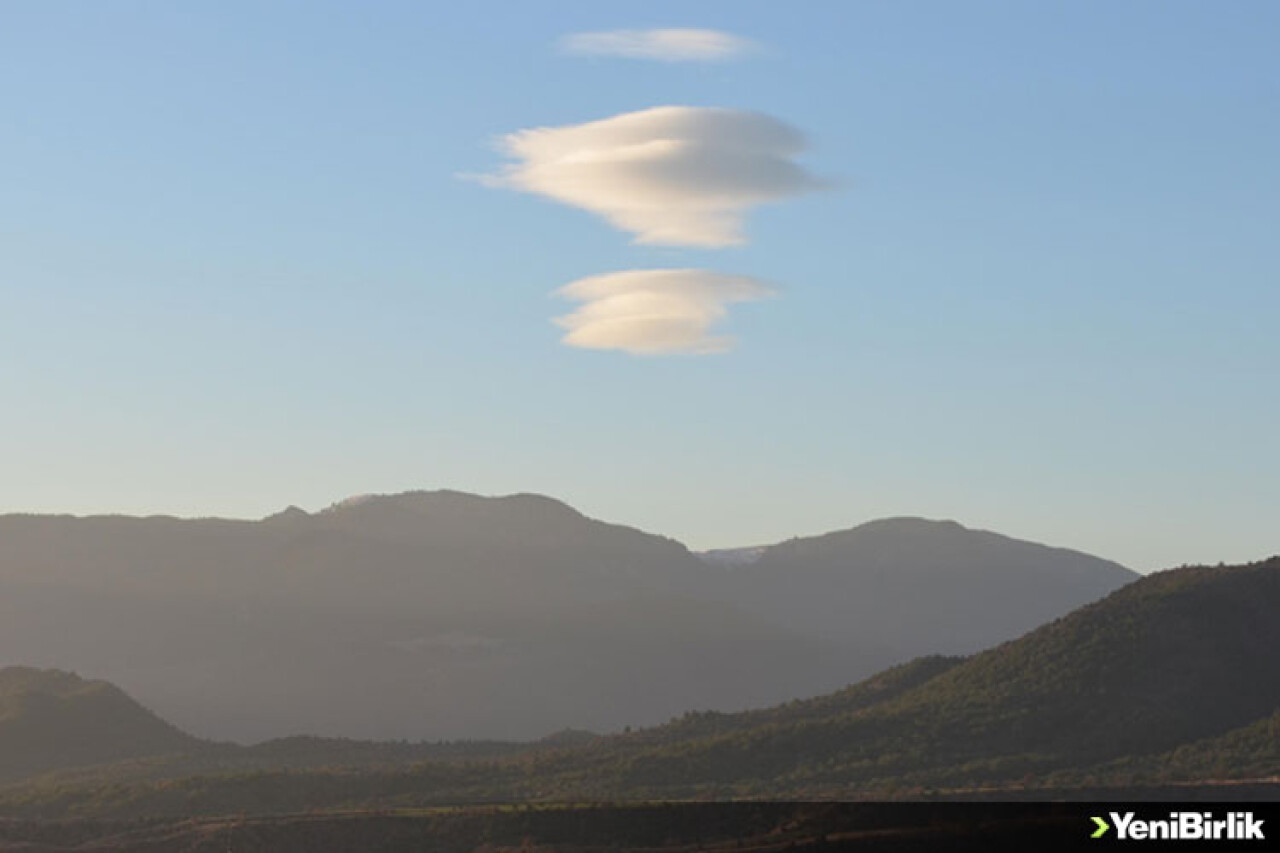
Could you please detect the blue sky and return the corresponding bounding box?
[2,1,1276,571]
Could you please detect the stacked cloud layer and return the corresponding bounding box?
[482,34,815,356]
[554,269,774,355]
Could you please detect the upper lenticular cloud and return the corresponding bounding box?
[559,28,756,63]
[554,269,774,355]
[482,106,827,248]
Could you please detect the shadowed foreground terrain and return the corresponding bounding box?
[5,796,1280,853]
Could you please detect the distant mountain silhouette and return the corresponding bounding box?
[0,667,198,782]
[0,491,1135,742]
[728,517,1137,660]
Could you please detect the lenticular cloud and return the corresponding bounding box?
[554,269,774,355]
[559,28,756,63]
[483,106,826,248]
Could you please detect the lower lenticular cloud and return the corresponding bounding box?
[482,106,826,248]
[559,28,756,63]
[554,269,774,356]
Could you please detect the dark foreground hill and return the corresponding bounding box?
[0,491,1134,742]
[0,558,1274,819]
[0,668,198,783]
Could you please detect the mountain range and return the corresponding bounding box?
[0,555,1276,818]
[0,490,1135,741]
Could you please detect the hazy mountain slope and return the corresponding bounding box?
[0,492,1133,742]
[573,556,1280,793]
[728,518,1137,660]
[0,492,703,613]
[2,559,1276,814]
[0,668,198,782]
[0,587,845,745]
[0,493,845,741]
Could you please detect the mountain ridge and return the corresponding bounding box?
[0,490,1137,742]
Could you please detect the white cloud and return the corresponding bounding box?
[481,106,826,247]
[559,28,756,63]
[553,269,774,356]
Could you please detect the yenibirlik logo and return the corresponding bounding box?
[1091,811,1265,841]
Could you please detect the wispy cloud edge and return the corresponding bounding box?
[559,28,757,63]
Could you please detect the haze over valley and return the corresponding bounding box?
[0,491,1135,742]
[1,553,1276,815]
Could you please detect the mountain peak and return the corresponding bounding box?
[850,516,967,534]
[317,490,582,518]
[262,505,310,524]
